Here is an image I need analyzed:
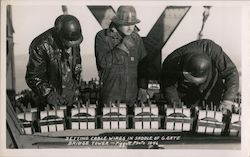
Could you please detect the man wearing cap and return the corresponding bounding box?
[26,14,83,110]
[95,6,148,127]
[161,39,239,115]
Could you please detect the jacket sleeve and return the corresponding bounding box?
[201,39,239,101]
[95,31,127,72]
[137,36,148,89]
[161,53,182,103]
[25,43,52,97]
[73,46,82,83]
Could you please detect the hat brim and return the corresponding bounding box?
[183,71,207,84]
[112,17,140,26]
[61,35,83,47]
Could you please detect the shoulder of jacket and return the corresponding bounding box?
[195,39,217,46]
[194,39,222,55]
[30,28,54,51]
[131,31,141,39]
[96,29,107,37]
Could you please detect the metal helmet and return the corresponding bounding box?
[55,14,83,47]
[112,6,140,26]
[183,53,211,84]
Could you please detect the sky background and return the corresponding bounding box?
[10,4,242,92]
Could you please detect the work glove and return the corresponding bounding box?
[219,100,234,115]
[74,64,82,82]
[123,35,135,49]
[138,88,150,104]
[74,64,82,75]
[47,91,68,107]
[71,89,80,107]
[117,35,136,54]
[232,102,240,114]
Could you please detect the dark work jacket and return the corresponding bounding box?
[25,28,82,102]
[95,26,147,104]
[161,39,239,107]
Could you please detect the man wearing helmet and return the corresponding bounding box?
[26,14,83,110]
[161,39,239,115]
[95,6,148,127]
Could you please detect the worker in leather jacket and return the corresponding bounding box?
[26,14,83,110]
[161,39,239,115]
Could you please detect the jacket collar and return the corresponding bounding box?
[105,22,138,38]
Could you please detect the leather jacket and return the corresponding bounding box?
[25,28,82,100]
[161,39,239,106]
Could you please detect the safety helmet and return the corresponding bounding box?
[183,53,211,84]
[112,6,140,26]
[54,14,83,47]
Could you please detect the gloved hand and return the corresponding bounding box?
[219,100,234,115]
[117,35,135,54]
[65,89,82,107]
[232,102,240,113]
[138,88,149,103]
[47,91,68,106]
[122,35,135,49]
[74,64,82,82]
[74,64,82,75]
